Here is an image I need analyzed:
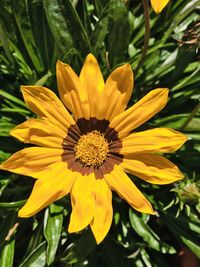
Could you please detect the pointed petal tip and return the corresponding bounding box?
[0,163,5,171]
[85,53,96,60]
[67,224,86,234]
[20,85,36,91]
[148,209,156,215]
[56,59,65,68]
[18,208,32,218]
[67,226,74,234]
[9,129,18,140]
[56,60,72,73]
[56,59,62,66]
[156,87,169,94]
[83,53,98,66]
[20,85,28,93]
[151,0,170,14]
[153,87,169,100]
[91,229,108,244]
[21,85,45,95]
[119,63,133,73]
[138,203,156,215]
[94,235,104,245]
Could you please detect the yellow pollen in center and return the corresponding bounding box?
[74,130,109,167]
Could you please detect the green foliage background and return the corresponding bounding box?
[0,0,200,266]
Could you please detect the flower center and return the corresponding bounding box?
[74,130,109,167]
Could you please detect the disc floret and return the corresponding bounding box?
[74,130,109,167]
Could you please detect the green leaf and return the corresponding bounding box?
[35,70,52,86]
[129,210,176,254]
[10,0,44,72]
[160,211,200,258]
[163,0,200,41]
[91,17,108,56]
[44,203,64,265]
[107,0,130,67]
[155,114,188,129]
[0,22,14,64]
[27,0,55,70]
[0,89,27,108]
[19,241,47,267]
[61,229,96,264]
[0,120,15,137]
[0,200,26,210]
[43,0,91,59]
[0,239,15,267]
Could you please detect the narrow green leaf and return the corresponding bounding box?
[44,203,64,265]
[163,0,200,41]
[129,210,176,254]
[61,229,96,264]
[160,211,200,258]
[108,0,130,67]
[43,0,91,59]
[27,0,55,70]
[19,241,47,267]
[0,200,26,209]
[0,121,15,137]
[91,17,108,55]
[0,108,30,115]
[0,239,15,267]
[0,22,14,64]
[10,0,44,72]
[35,71,52,86]
[0,89,27,107]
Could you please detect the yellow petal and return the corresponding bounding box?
[18,163,77,217]
[68,173,95,233]
[79,53,104,118]
[150,0,170,14]
[121,153,184,184]
[90,179,113,244]
[21,86,75,132]
[104,165,155,214]
[10,118,66,148]
[56,60,90,119]
[0,147,64,178]
[97,63,134,120]
[109,88,169,139]
[120,128,188,155]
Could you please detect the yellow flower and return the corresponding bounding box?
[124,0,170,14]
[0,54,187,244]
[150,0,170,13]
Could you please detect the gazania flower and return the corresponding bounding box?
[150,0,170,13]
[0,54,187,244]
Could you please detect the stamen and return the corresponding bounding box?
[74,130,109,167]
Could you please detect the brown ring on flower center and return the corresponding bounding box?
[62,117,123,178]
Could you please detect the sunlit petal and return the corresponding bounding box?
[120,128,188,154]
[122,153,184,184]
[90,179,113,244]
[68,173,95,233]
[21,86,75,132]
[104,165,155,214]
[10,118,66,148]
[0,147,64,178]
[56,60,90,119]
[18,163,77,217]
[109,88,169,138]
[80,53,104,118]
[97,63,133,120]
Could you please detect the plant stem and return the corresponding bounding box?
[180,101,200,130]
[135,0,150,76]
